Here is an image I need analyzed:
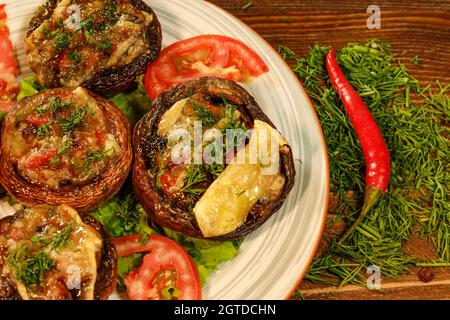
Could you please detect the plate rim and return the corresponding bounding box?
[201,0,330,300]
[198,0,330,299]
[4,0,331,300]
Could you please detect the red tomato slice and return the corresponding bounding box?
[160,170,178,193]
[0,4,18,113]
[0,4,6,21]
[114,235,202,300]
[95,130,106,147]
[26,113,51,126]
[144,35,269,100]
[159,165,186,196]
[25,149,57,169]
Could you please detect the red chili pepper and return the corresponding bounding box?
[326,48,391,242]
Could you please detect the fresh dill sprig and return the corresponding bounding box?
[58,107,86,134]
[182,165,207,194]
[6,245,55,288]
[54,30,71,53]
[241,1,253,10]
[58,139,72,155]
[193,102,217,128]
[31,223,74,252]
[221,97,247,132]
[50,97,72,113]
[410,55,421,65]
[37,124,50,137]
[87,148,115,162]
[281,39,449,288]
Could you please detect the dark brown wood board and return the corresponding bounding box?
[208,0,450,300]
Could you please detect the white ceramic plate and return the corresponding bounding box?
[3,0,329,300]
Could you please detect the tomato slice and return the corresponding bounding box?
[144,35,269,100]
[95,130,106,147]
[0,4,18,113]
[113,235,202,300]
[158,164,186,196]
[25,149,57,169]
[26,113,51,126]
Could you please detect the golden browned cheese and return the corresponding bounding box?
[0,205,102,300]
[2,87,120,189]
[0,87,132,212]
[133,77,296,240]
[25,0,155,89]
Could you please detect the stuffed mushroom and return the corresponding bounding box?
[0,204,117,300]
[25,0,162,95]
[133,77,296,240]
[0,87,132,212]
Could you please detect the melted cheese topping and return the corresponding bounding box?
[157,98,190,137]
[194,121,287,238]
[25,0,153,88]
[0,205,102,300]
[1,87,121,189]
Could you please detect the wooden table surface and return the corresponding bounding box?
[208,0,450,300]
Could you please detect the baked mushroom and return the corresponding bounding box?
[25,0,162,95]
[0,204,117,300]
[0,87,132,212]
[133,77,296,240]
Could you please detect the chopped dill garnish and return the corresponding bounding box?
[241,1,253,10]
[97,35,112,50]
[193,102,217,128]
[30,223,74,252]
[80,148,115,171]
[68,49,82,68]
[50,223,74,251]
[58,107,86,134]
[181,163,227,195]
[50,97,72,113]
[235,190,246,197]
[87,148,115,162]
[410,55,421,65]
[54,31,71,53]
[281,39,449,288]
[49,156,61,166]
[36,107,49,115]
[221,97,247,132]
[182,165,207,194]
[37,124,50,137]
[6,245,55,288]
[204,163,224,178]
[103,0,120,25]
[281,18,294,23]
[58,139,72,155]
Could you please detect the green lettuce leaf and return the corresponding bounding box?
[92,195,242,286]
[17,76,44,101]
[117,253,144,286]
[163,228,242,284]
[109,75,150,126]
[90,193,153,238]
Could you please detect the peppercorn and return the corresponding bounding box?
[417,267,434,283]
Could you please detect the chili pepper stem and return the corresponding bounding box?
[339,187,383,243]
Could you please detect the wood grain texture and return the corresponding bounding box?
[208,0,450,85]
[208,0,450,300]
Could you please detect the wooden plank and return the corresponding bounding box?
[299,268,450,300]
[208,0,450,84]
